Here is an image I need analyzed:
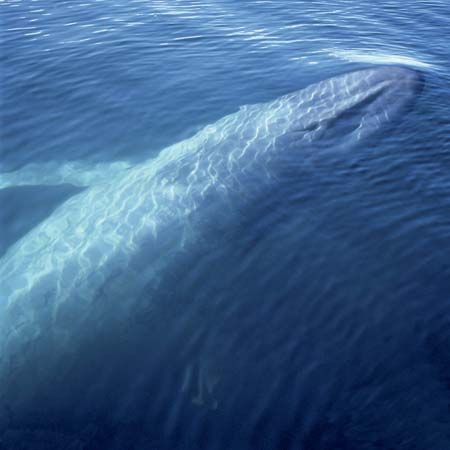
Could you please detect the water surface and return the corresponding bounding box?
[1,1,450,449]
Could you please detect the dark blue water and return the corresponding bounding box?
[1,1,450,449]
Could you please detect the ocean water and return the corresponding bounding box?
[1,0,450,449]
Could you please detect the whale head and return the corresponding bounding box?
[282,66,423,148]
[342,65,424,117]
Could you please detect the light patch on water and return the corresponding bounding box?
[172,35,205,41]
[24,30,42,36]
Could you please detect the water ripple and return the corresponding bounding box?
[1,0,450,448]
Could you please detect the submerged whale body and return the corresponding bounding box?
[0,67,422,437]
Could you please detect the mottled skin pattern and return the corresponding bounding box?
[0,66,421,424]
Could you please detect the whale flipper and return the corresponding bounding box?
[0,160,132,189]
[0,160,132,256]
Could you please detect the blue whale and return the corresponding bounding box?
[0,67,424,439]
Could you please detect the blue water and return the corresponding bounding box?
[1,0,450,449]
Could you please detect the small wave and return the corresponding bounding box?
[329,49,435,69]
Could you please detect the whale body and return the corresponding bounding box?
[0,67,422,432]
